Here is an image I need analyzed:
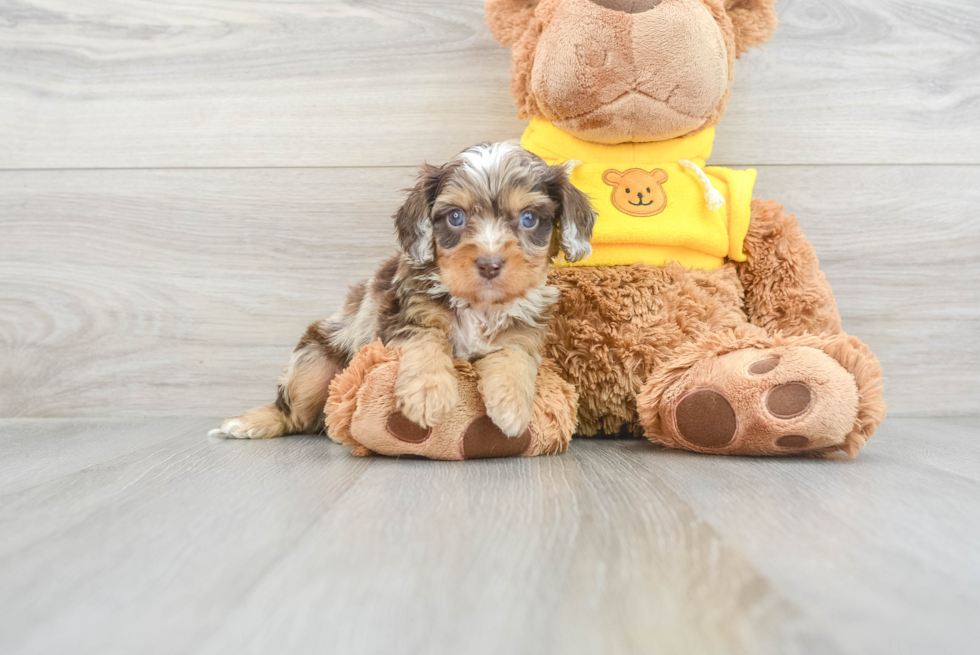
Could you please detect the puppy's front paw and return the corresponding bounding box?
[395,366,459,428]
[482,383,533,438]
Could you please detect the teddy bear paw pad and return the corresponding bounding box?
[675,389,737,448]
[766,382,812,419]
[662,346,859,456]
[461,415,532,459]
[748,357,780,375]
[385,411,431,444]
[776,435,810,449]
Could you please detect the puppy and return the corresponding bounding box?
[214,143,595,440]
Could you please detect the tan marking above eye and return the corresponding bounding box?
[502,187,551,217]
[437,186,475,212]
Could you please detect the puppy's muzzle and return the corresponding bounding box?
[476,256,504,280]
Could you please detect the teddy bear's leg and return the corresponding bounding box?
[545,263,752,438]
[324,342,577,460]
[737,198,845,337]
[636,328,886,457]
[631,197,884,457]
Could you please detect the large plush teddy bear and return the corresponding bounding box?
[326,0,885,459]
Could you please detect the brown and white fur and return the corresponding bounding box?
[212,143,596,440]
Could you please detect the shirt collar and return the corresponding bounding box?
[521,118,716,166]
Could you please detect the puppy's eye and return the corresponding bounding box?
[646,187,651,193]
[520,210,538,229]
[625,188,630,194]
[448,209,466,227]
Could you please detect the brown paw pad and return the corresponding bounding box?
[385,411,431,443]
[749,357,780,375]
[776,435,810,449]
[675,389,737,448]
[766,382,812,419]
[462,415,531,459]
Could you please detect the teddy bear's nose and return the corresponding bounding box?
[637,191,644,200]
[476,256,504,280]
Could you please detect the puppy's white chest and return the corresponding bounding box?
[451,306,501,360]
[448,286,558,361]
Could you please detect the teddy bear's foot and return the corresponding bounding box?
[664,347,858,456]
[324,342,577,460]
[637,330,885,457]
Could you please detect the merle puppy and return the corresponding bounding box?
[214,143,596,441]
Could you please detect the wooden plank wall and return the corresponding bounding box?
[1,0,978,418]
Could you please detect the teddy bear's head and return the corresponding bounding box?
[486,0,777,144]
[602,168,669,216]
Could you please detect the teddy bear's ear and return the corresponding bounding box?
[725,0,778,57]
[602,170,623,186]
[485,0,540,48]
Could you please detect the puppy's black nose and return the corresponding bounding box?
[637,191,644,200]
[476,256,504,280]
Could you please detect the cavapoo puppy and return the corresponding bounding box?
[213,143,596,441]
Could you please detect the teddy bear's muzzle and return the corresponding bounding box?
[530,0,731,143]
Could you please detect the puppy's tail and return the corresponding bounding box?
[212,321,345,439]
[211,403,292,440]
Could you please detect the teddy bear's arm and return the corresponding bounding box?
[736,198,843,337]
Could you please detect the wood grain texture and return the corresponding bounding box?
[0,417,977,654]
[0,417,204,496]
[0,0,978,169]
[2,165,977,418]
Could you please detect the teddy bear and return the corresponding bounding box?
[325,0,885,459]
[602,168,670,216]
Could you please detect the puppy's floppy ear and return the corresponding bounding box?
[546,160,595,263]
[394,163,444,265]
[485,0,539,48]
[725,0,778,57]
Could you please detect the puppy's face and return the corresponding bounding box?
[395,143,596,305]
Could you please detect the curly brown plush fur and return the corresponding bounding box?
[545,262,747,436]
[544,199,885,456]
[737,199,843,336]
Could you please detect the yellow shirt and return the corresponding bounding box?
[521,118,757,270]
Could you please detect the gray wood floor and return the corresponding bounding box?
[1,417,978,655]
